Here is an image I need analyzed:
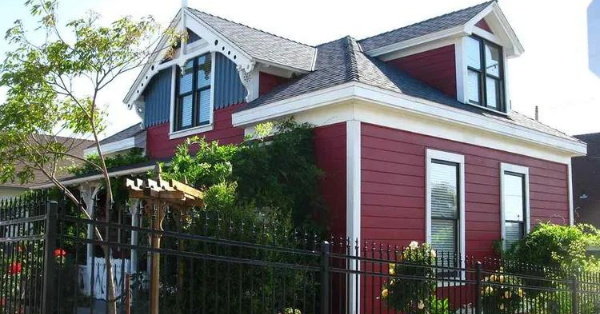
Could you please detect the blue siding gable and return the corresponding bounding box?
[142,52,246,127]
[144,68,171,127]
[214,53,246,108]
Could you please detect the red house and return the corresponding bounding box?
[90,1,585,263]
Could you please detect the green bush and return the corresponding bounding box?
[480,268,525,313]
[508,223,600,272]
[382,242,449,314]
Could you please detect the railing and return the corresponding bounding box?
[2,194,600,314]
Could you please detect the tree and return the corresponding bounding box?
[0,1,174,312]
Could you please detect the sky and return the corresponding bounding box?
[0,0,599,138]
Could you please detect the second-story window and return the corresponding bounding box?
[175,53,212,131]
[466,36,504,112]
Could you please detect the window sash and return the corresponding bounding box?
[175,53,212,131]
[429,160,460,258]
[502,170,527,245]
[466,36,505,112]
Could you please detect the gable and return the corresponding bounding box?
[475,19,493,33]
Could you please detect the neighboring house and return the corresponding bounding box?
[0,136,93,200]
[589,0,600,77]
[572,132,600,226]
[55,1,585,262]
[83,123,146,157]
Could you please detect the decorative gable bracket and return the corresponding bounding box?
[124,8,260,108]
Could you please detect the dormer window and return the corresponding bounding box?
[466,36,505,112]
[174,53,212,131]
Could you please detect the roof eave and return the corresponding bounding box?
[232,82,586,158]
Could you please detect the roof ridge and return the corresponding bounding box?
[358,0,495,45]
[188,8,316,49]
[344,36,360,82]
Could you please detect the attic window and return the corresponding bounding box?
[466,36,505,112]
[174,53,212,131]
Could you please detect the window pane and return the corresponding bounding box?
[431,161,458,219]
[467,70,480,104]
[504,173,525,222]
[505,222,524,248]
[179,60,194,95]
[485,44,501,77]
[466,37,481,69]
[198,89,211,124]
[179,95,193,128]
[485,77,500,110]
[197,54,211,89]
[431,219,456,255]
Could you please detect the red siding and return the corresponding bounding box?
[475,19,493,33]
[314,123,347,236]
[388,45,457,97]
[360,123,570,259]
[259,72,289,96]
[146,104,245,159]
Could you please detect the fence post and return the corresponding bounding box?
[475,262,482,314]
[572,271,579,314]
[41,201,58,314]
[320,241,330,314]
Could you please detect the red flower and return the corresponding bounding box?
[54,248,67,257]
[8,262,22,275]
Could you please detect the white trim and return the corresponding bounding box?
[32,165,155,189]
[346,120,361,314]
[367,26,467,57]
[568,161,575,226]
[169,51,216,137]
[169,66,177,133]
[425,149,466,271]
[499,163,530,250]
[209,51,216,125]
[472,28,502,45]
[83,137,137,157]
[231,82,586,160]
[169,124,214,140]
[379,37,458,61]
[455,37,467,103]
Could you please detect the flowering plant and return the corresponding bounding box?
[381,241,449,314]
[481,267,525,313]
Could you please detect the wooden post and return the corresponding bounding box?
[125,273,131,314]
[150,203,166,314]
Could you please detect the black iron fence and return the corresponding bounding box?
[2,194,600,314]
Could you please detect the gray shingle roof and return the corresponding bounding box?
[242,36,577,142]
[188,8,317,72]
[359,1,494,52]
[89,123,145,148]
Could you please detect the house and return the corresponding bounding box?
[56,1,585,264]
[572,132,600,227]
[0,135,93,200]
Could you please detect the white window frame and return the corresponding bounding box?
[425,149,466,272]
[169,49,216,140]
[500,163,530,250]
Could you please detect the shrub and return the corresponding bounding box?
[382,242,449,314]
[480,267,525,313]
[508,223,600,272]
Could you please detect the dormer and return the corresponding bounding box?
[123,6,316,139]
[360,1,523,114]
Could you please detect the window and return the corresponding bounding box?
[174,53,212,131]
[466,36,504,111]
[426,150,465,266]
[500,164,530,249]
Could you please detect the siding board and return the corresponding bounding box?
[361,123,570,258]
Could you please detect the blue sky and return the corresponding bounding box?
[1,0,599,138]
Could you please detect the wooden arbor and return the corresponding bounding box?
[125,167,203,314]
